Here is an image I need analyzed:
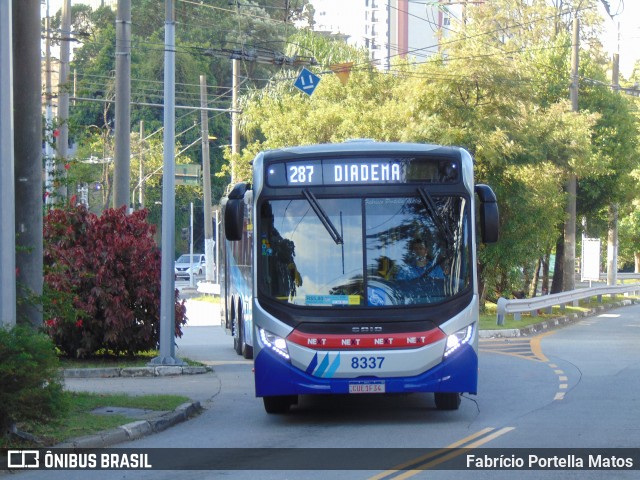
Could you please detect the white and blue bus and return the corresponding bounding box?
[220,140,498,414]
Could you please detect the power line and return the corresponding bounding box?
[70,95,239,113]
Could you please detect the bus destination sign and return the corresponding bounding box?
[266,157,458,187]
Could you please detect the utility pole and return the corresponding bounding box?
[563,15,579,292]
[189,202,195,288]
[607,52,620,287]
[44,0,55,206]
[13,0,43,328]
[152,0,183,365]
[56,0,71,202]
[114,0,131,209]
[138,120,144,209]
[200,75,214,282]
[1,0,16,328]
[231,58,240,183]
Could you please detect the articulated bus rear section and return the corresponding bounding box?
[221,141,499,414]
[220,184,254,360]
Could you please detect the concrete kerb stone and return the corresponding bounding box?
[120,367,156,377]
[121,420,153,440]
[479,298,639,339]
[53,366,208,448]
[55,401,202,448]
[62,365,211,378]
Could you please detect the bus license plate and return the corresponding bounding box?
[349,382,385,394]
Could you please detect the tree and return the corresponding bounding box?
[576,54,640,232]
[227,3,627,303]
[63,0,307,251]
[43,205,187,357]
[0,326,67,435]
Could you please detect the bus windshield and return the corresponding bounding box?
[258,195,470,307]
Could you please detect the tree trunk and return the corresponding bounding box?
[551,232,564,294]
[541,251,550,296]
[530,258,541,297]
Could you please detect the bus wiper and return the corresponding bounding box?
[417,187,455,245]
[302,189,344,245]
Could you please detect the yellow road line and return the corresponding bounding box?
[368,427,515,480]
[367,428,494,480]
[478,347,541,362]
[530,330,557,362]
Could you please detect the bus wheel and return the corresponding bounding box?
[434,392,461,410]
[236,306,253,359]
[233,307,243,355]
[263,395,297,414]
[242,342,253,360]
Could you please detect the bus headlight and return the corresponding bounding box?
[259,328,290,360]
[444,324,474,358]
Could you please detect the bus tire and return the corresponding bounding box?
[263,395,297,414]
[232,302,243,356]
[236,303,254,359]
[434,392,461,410]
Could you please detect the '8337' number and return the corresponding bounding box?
[351,356,385,369]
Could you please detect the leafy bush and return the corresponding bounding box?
[43,204,187,357]
[0,326,67,432]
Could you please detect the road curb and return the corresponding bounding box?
[62,365,212,378]
[479,298,639,338]
[54,401,202,448]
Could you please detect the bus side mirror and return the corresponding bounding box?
[224,183,249,241]
[475,184,499,244]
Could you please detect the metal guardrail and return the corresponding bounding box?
[599,273,640,280]
[496,283,640,325]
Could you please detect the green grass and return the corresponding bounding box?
[3,350,202,448]
[2,391,190,448]
[191,294,220,304]
[479,294,638,330]
[57,350,205,369]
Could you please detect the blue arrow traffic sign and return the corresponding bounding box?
[294,67,321,96]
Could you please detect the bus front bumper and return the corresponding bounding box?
[254,344,478,397]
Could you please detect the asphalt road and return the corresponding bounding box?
[7,302,640,480]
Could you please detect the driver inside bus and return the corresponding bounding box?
[397,237,445,281]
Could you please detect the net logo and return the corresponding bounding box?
[8,450,39,469]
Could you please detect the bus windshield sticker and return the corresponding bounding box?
[261,238,273,256]
[306,295,360,306]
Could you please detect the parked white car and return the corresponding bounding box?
[174,253,205,279]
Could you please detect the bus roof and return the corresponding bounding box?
[260,140,464,161]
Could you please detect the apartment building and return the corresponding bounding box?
[310,0,463,69]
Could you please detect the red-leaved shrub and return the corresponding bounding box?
[43,204,186,357]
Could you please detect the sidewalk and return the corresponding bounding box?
[59,368,216,448]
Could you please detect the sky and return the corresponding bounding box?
[599,0,639,77]
[42,0,639,78]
